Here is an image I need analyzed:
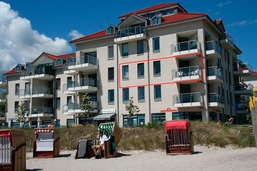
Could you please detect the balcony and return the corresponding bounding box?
[234,62,252,76]
[172,92,203,108]
[63,101,98,116]
[220,32,235,49]
[207,66,223,83]
[171,40,201,56]
[0,76,7,88]
[208,93,224,108]
[65,78,98,93]
[32,87,53,98]
[205,40,222,59]
[20,66,54,80]
[28,106,53,118]
[235,84,253,95]
[63,83,76,95]
[171,66,201,82]
[68,55,98,72]
[114,26,146,43]
[235,103,248,114]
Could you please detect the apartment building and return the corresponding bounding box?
[2,3,245,127]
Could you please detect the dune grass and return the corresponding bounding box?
[22,121,255,152]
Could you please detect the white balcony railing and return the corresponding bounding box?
[171,40,201,54]
[172,66,201,80]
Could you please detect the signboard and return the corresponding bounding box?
[160,108,178,113]
[100,109,116,114]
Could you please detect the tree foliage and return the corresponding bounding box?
[80,93,94,118]
[15,101,28,127]
[125,97,140,119]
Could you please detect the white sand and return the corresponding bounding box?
[26,146,257,171]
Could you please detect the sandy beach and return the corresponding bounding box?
[26,145,257,171]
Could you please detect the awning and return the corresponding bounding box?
[93,114,115,121]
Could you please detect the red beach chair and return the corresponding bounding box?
[165,120,193,155]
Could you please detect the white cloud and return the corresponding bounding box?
[69,30,84,40]
[216,1,232,8]
[228,19,257,27]
[0,2,72,73]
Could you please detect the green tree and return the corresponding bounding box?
[125,97,140,126]
[15,101,28,128]
[80,93,94,125]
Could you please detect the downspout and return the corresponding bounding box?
[146,28,151,124]
[116,41,119,126]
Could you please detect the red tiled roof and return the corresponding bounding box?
[119,3,179,18]
[160,12,206,25]
[71,13,206,43]
[70,30,107,44]
[4,52,76,75]
[57,53,76,59]
[3,68,16,75]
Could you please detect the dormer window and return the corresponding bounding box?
[26,63,32,71]
[67,56,76,65]
[151,16,162,25]
[55,58,64,66]
[15,64,24,72]
[106,25,115,35]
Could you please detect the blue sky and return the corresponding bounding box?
[0,0,256,73]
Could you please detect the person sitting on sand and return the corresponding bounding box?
[92,131,108,159]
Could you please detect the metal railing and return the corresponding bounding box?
[221,32,234,44]
[172,66,201,79]
[63,101,97,112]
[68,78,97,88]
[31,106,53,114]
[74,55,97,65]
[172,92,202,104]
[235,84,253,91]
[20,66,54,77]
[116,26,145,38]
[207,66,223,78]
[209,93,224,103]
[32,86,53,94]
[205,40,222,55]
[171,40,200,53]
[19,89,31,96]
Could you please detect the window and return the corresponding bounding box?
[122,43,128,56]
[123,88,129,102]
[14,101,19,113]
[108,46,114,59]
[153,37,160,52]
[153,61,161,76]
[138,86,145,102]
[107,26,115,34]
[152,113,165,124]
[108,89,114,104]
[108,67,114,81]
[123,114,145,127]
[137,40,144,54]
[56,98,60,109]
[15,83,20,95]
[151,16,161,25]
[137,63,144,78]
[56,78,61,90]
[55,59,63,66]
[26,63,32,71]
[67,57,75,65]
[25,82,30,95]
[122,65,129,80]
[154,85,162,100]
